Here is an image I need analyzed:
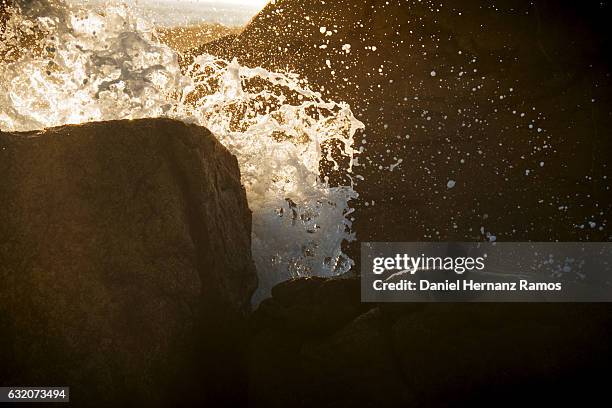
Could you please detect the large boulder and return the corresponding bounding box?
[0,118,257,406]
[247,277,612,407]
[210,0,612,252]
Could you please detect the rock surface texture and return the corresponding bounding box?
[247,276,612,407]
[0,118,257,406]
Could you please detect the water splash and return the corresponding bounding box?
[1,1,184,129]
[0,1,364,303]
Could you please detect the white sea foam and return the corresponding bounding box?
[0,0,364,304]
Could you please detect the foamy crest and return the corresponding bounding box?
[0,1,184,130]
[0,1,364,304]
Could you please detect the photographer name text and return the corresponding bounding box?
[373,279,562,292]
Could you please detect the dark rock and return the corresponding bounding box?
[246,276,369,407]
[251,275,369,337]
[248,276,396,408]
[247,277,612,407]
[0,118,257,406]
[390,303,612,406]
[296,308,411,407]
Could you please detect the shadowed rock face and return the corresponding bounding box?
[0,118,257,406]
[215,0,612,255]
[247,276,612,407]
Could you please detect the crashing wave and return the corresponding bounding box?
[0,0,364,303]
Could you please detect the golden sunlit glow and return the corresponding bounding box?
[0,0,361,303]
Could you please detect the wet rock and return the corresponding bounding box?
[247,277,612,407]
[248,277,404,407]
[258,275,367,335]
[0,118,257,406]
